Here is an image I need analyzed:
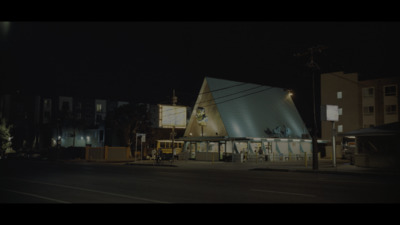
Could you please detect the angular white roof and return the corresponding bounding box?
[184,77,309,139]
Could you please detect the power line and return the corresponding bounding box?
[196,84,267,106]
[325,72,399,96]
[198,81,248,96]
[158,84,277,116]
[206,86,274,107]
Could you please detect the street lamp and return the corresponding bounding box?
[288,90,293,98]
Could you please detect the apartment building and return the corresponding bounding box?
[320,71,361,138]
[359,77,399,128]
[0,93,126,149]
[320,71,399,158]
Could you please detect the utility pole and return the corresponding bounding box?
[295,45,327,170]
[171,89,177,162]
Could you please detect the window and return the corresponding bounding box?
[337,125,343,133]
[338,108,343,116]
[99,130,104,141]
[385,85,397,96]
[96,114,102,123]
[385,105,397,114]
[61,101,70,111]
[44,111,50,119]
[96,103,102,113]
[337,91,342,99]
[363,106,374,115]
[362,87,374,97]
[44,99,51,108]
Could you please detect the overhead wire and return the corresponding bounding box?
[326,72,398,96]
[160,83,278,117]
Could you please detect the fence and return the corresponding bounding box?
[233,152,318,163]
[85,146,132,161]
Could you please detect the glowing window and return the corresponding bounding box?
[96,104,102,113]
[337,91,342,99]
[337,125,343,133]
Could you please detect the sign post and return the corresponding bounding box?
[321,105,339,167]
[332,121,336,167]
[136,133,146,161]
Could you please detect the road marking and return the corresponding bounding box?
[1,188,71,203]
[251,189,316,198]
[9,178,169,203]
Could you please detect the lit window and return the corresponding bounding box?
[337,125,343,133]
[337,91,342,99]
[96,103,102,113]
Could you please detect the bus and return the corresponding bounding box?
[155,140,184,160]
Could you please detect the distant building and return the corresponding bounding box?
[1,91,194,156]
[0,93,131,150]
[320,71,399,159]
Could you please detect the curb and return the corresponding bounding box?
[250,167,400,177]
[125,162,178,167]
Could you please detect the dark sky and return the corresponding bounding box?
[1,21,399,126]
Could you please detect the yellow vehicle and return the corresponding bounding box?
[155,140,184,158]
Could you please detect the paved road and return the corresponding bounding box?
[1,159,400,203]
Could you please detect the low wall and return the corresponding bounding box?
[195,152,220,161]
[85,146,131,161]
[355,153,398,168]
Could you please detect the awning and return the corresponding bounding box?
[340,122,400,137]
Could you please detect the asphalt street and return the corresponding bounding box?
[1,159,400,203]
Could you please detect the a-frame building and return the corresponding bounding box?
[180,77,314,162]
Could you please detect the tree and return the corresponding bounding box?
[107,103,150,148]
[0,113,13,158]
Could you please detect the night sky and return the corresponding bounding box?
[1,21,399,127]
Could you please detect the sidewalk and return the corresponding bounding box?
[126,158,400,176]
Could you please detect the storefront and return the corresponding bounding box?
[179,136,314,162]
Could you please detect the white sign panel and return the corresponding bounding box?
[321,105,339,121]
[136,133,146,142]
[158,105,187,128]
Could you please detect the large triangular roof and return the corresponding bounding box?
[184,77,309,138]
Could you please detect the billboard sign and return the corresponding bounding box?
[158,104,187,128]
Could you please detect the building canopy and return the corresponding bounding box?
[184,77,309,139]
[340,122,400,137]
